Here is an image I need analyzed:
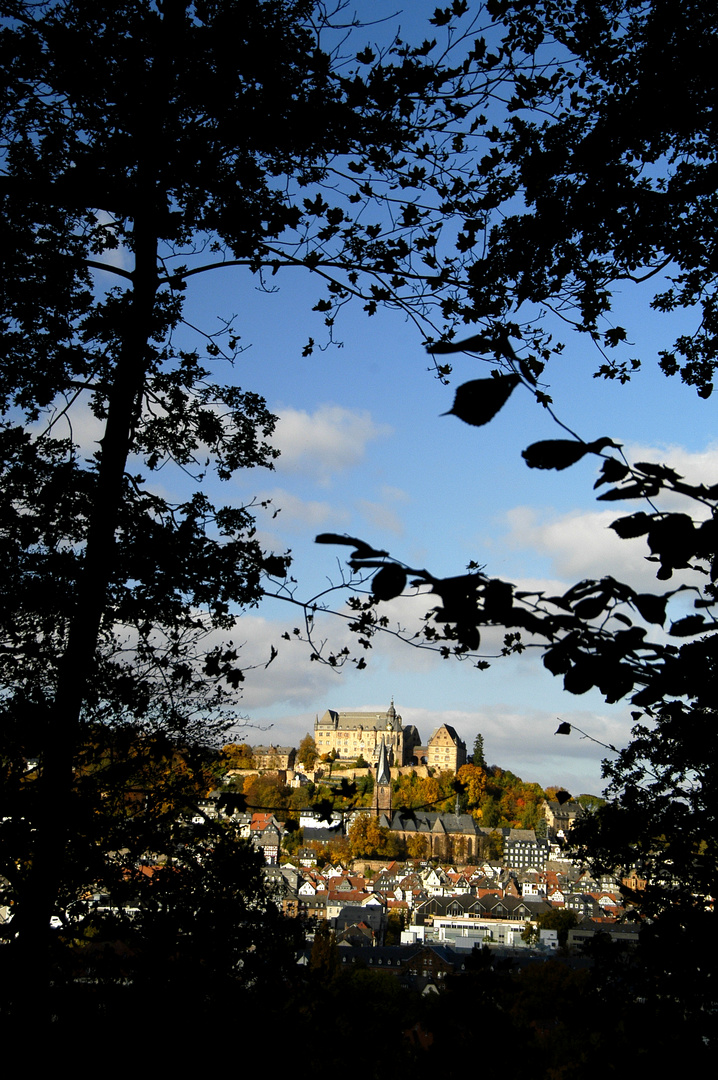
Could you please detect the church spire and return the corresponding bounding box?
[376,736,391,786]
[371,737,392,817]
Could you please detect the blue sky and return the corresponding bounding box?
[153,252,715,799]
[84,2,717,798]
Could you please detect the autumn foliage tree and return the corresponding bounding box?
[298,734,318,771]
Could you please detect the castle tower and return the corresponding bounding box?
[371,737,392,818]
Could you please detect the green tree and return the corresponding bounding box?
[471,733,487,770]
[242,772,290,812]
[535,909,578,950]
[406,834,429,860]
[384,909,405,946]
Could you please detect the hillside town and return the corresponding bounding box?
[171,701,643,977]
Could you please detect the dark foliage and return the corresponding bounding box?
[1,0,537,1022]
[311,0,718,1048]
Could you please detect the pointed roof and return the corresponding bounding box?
[376,737,391,785]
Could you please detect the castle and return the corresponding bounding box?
[314,700,420,766]
[313,701,466,772]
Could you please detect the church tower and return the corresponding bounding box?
[371,737,393,818]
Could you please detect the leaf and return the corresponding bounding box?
[610,512,653,539]
[456,624,481,651]
[315,533,388,559]
[261,554,287,577]
[646,514,695,561]
[563,663,596,695]
[597,483,655,501]
[668,615,707,636]
[633,593,667,625]
[481,578,514,619]
[522,439,590,471]
[555,722,572,735]
[443,374,520,427]
[594,456,629,488]
[544,647,571,676]
[371,564,407,602]
[573,592,610,619]
[428,333,495,354]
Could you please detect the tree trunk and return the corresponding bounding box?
[11,212,159,1024]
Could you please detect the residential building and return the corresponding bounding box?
[542,798,583,836]
[503,829,550,871]
[426,724,466,772]
[252,745,296,770]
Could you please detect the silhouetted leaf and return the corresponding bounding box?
[633,593,667,625]
[610,512,653,538]
[573,592,610,619]
[428,332,496,354]
[555,722,572,735]
[564,662,596,694]
[481,578,513,619]
[669,615,707,636]
[431,574,479,622]
[597,483,655,501]
[523,436,620,472]
[456,624,481,651]
[647,515,695,567]
[315,533,388,559]
[522,439,590,470]
[217,792,247,813]
[544,647,572,676]
[594,456,630,488]
[371,564,407,601]
[443,374,520,427]
[261,554,288,577]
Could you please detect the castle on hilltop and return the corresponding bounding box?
[314,700,420,766]
[313,701,466,772]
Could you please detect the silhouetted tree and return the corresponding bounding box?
[315,0,718,1049]
[0,0,522,1011]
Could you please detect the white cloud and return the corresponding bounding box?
[625,440,718,488]
[25,396,105,457]
[501,441,718,590]
[391,704,632,795]
[358,499,404,536]
[380,485,410,503]
[255,487,350,531]
[271,405,392,482]
[219,612,360,712]
[504,505,653,585]
[88,210,133,277]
